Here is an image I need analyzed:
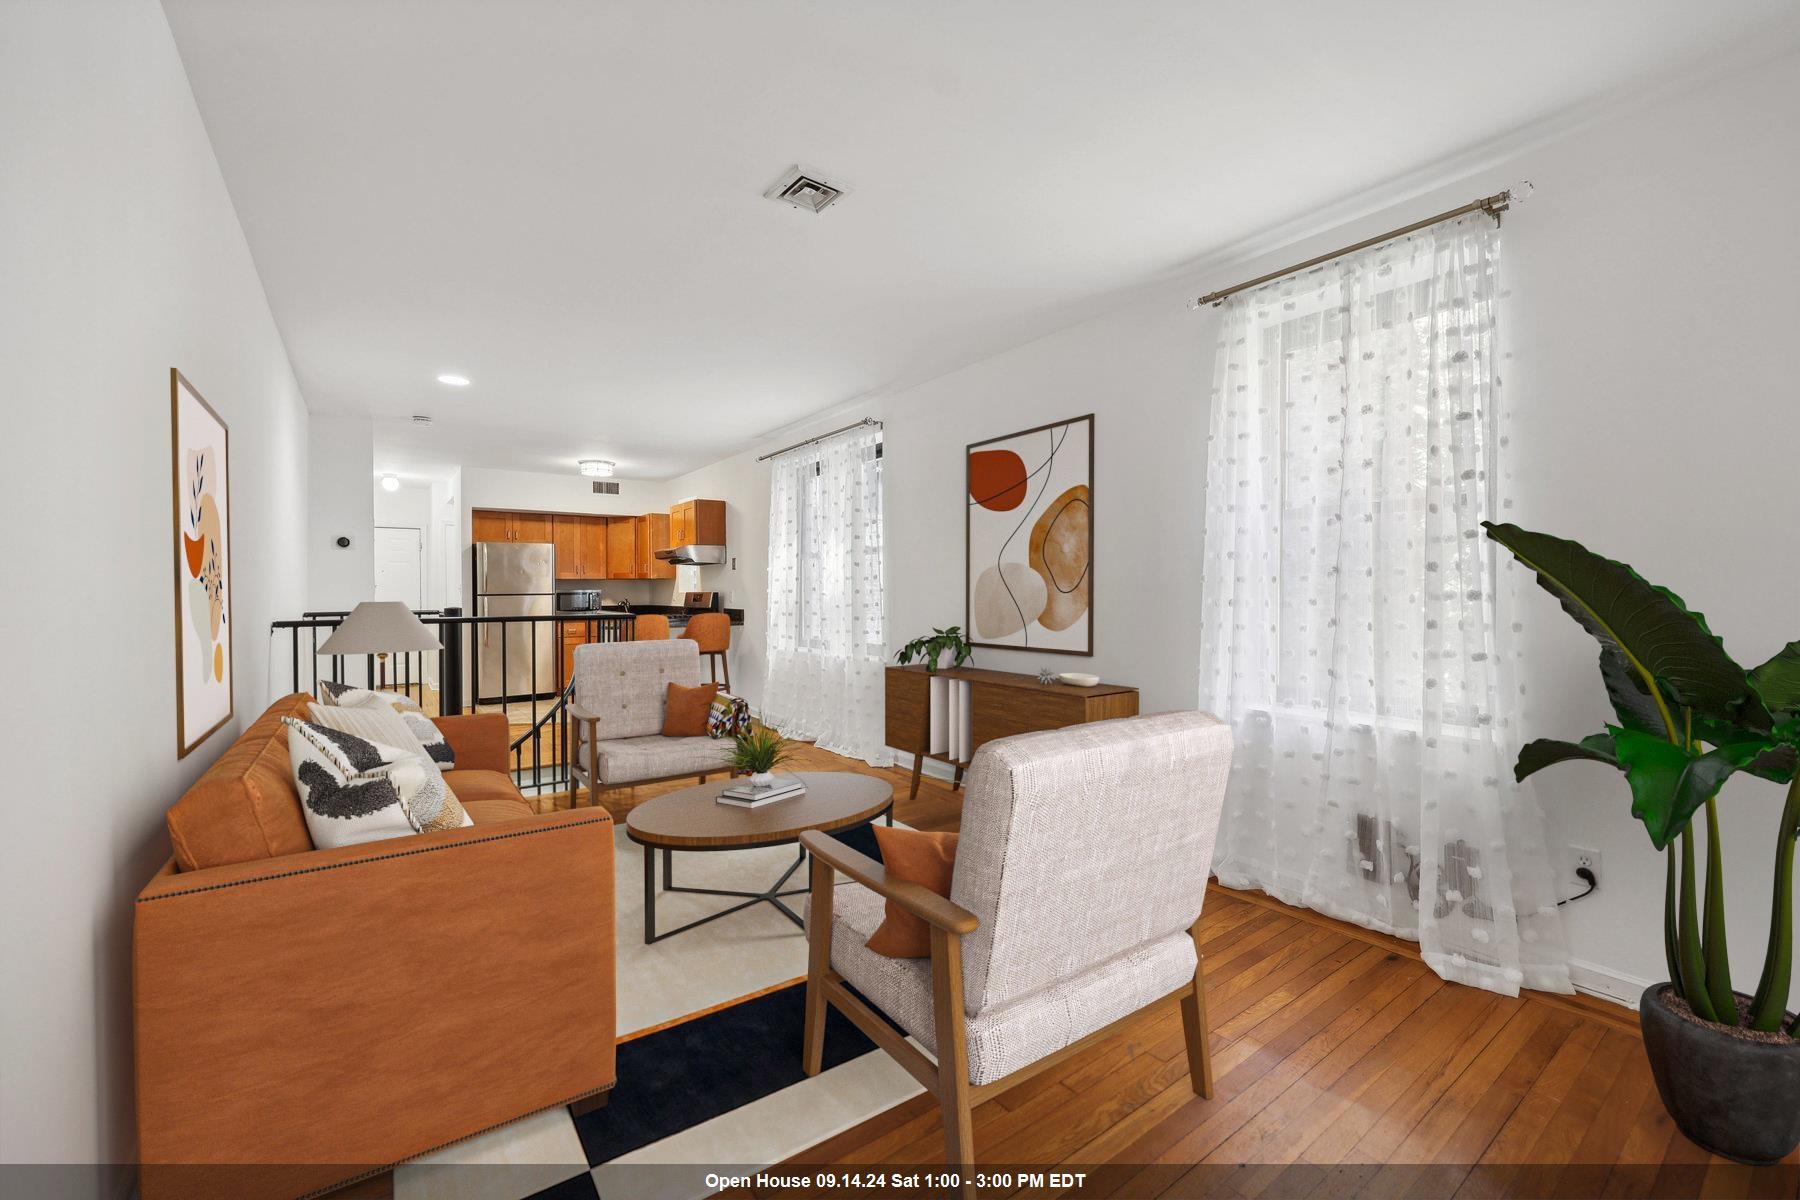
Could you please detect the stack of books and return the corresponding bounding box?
[717,775,807,808]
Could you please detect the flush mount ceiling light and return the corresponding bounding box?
[763,164,848,214]
[436,373,470,387]
[578,459,614,478]
[380,474,401,492]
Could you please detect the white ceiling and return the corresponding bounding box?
[163,0,1795,481]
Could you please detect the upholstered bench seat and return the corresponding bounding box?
[585,733,734,785]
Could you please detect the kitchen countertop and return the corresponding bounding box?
[554,607,744,625]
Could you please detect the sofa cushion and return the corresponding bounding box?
[661,682,719,737]
[576,734,734,786]
[865,827,959,958]
[572,639,706,741]
[307,701,455,769]
[443,769,535,821]
[316,679,424,713]
[166,694,314,872]
[282,719,427,850]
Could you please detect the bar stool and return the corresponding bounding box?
[684,612,731,690]
[632,613,670,641]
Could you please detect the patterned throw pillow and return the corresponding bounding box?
[707,691,753,739]
[307,701,454,768]
[316,678,424,714]
[282,719,470,848]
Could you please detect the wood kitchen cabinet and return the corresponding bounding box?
[551,514,608,579]
[476,506,695,580]
[668,499,725,547]
[472,509,554,544]
[605,516,639,578]
[637,512,674,579]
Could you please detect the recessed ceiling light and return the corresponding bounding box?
[578,459,614,478]
[380,474,401,492]
[436,373,470,387]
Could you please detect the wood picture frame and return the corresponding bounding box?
[170,368,234,757]
[965,413,1094,656]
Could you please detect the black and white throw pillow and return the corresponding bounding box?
[282,718,469,848]
[307,702,455,769]
[316,678,424,714]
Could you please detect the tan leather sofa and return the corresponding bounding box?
[134,694,616,1200]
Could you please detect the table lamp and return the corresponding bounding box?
[317,601,441,690]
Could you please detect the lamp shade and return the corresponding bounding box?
[317,601,441,655]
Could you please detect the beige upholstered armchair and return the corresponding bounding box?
[568,639,735,806]
[800,711,1233,1170]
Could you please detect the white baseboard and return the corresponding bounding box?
[1568,958,1654,1009]
[892,751,959,784]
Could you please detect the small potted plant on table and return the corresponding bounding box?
[1486,521,1800,1164]
[731,727,792,790]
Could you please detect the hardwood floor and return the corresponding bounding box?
[462,734,1798,1196]
[690,742,1799,1198]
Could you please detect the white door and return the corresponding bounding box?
[374,526,424,608]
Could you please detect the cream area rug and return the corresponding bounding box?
[395,821,923,1200]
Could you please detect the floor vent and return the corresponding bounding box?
[763,165,847,214]
[592,481,620,495]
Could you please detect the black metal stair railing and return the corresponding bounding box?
[269,608,631,798]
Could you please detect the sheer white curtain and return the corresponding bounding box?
[1198,215,1571,996]
[764,425,892,766]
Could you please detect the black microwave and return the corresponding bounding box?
[557,590,602,612]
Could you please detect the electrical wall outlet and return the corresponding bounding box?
[1570,845,1601,884]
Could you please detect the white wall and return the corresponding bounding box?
[662,46,1800,1002]
[0,0,310,1180]
[306,412,374,611]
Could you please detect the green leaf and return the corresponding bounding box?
[1611,727,1773,849]
[1691,718,1799,783]
[1600,646,1667,735]
[1752,641,1800,717]
[1514,733,1620,782]
[1482,523,1764,730]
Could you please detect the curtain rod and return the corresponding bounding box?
[756,416,883,462]
[1190,188,1518,309]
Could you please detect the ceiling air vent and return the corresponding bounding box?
[763,165,847,214]
[592,481,620,495]
[411,414,433,426]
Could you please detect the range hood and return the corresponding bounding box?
[654,544,726,566]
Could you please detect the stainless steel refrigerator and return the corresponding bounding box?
[473,542,558,704]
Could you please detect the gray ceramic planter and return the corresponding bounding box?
[1639,984,1800,1165]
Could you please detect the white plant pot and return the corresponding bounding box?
[750,771,777,789]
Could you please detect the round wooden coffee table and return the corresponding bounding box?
[625,771,894,944]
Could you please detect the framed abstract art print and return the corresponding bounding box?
[965,414,1093,655]
[170,368,233,756]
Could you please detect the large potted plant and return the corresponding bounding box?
[1485,522,1800,1164]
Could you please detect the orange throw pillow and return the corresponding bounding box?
[662,682,720,737]
[865,827,960,958]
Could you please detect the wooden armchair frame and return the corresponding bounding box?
[799,830,1214,1172]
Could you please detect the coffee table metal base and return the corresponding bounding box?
[642,844,812,944]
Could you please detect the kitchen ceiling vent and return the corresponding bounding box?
[411,414,433,426]
[763,165,847,214]
[592,480,620,495]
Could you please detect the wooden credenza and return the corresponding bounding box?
[885,665,1139,800]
